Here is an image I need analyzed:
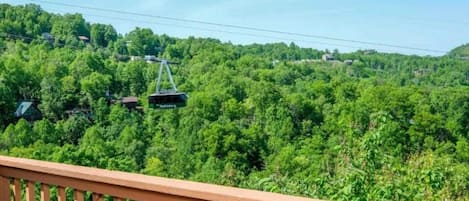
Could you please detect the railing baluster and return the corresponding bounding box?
[74,190,85,201]
[92,193,104,201]
[57,186,66,201]
[26,181,35,201]
[41,184,50,201]
[12,179,21,201]
[0,176,10,201]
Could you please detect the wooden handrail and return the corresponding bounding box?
[0,155,321,201]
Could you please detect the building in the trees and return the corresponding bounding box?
[344,60,353,65]
[119,96,139,110]
[144,55,158,63]
[130,56,142,61]
[41,32,54,43]
[14,101,42,121]
[322,54,334,61]
[78,36,89,42]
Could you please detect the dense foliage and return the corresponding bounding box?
[1,4,468,200]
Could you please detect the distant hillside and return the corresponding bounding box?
[449,43,469,58]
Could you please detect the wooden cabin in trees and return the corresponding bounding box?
[14,101,42,121]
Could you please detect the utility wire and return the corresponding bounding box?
[45,8,370,51]
[0,32,82,50]
[44,8,424,54]
[31,0,447,54]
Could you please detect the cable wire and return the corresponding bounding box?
[45,8,368,51]
[30,0,447,54]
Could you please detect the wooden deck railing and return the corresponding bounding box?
[0,155,321,201]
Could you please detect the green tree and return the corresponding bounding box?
[33,119,59,144]
[90,23,117,47]
[15,119,36,147]
[80,72,111,104]
[39,77,63,120]
[126,28,160,56]
[0,80,15,125]
[50,13,89,46]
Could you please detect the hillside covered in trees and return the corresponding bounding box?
[1,3,468,200]
[450,44,469,58]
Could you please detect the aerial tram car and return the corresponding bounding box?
[148,59,188,109]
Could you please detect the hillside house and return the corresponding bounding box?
[119,96,139,110]
[14,101,42,121]
[322,54,334,61]
[344,60,353,65]
[130,56,142,61]
[78,36,89,42]
[144,55,158,63]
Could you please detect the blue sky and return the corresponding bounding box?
[4,0,469,55]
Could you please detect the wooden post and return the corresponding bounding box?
[26,181,35,201]
[92,193,104,201]
[41,184,50,201]
[12,179,21,201]
[74,190,85,201]
[0,177,10,201]
[57,186,66,201]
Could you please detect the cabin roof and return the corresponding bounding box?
[121,96,138,103]
[144,55,157,61]
[78,36,89,41]
[42,32,54,39]
[15,101,33,117]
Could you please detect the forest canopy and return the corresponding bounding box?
[0,3,468,201]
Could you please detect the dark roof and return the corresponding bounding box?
[14,101,42,121]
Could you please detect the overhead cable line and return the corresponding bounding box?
[45,8,370,51]
[0,32,82,50]
[31,0,447,54]
[45,8,420,54]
